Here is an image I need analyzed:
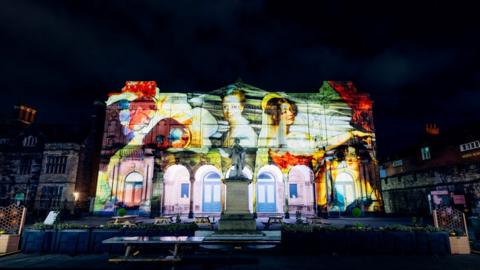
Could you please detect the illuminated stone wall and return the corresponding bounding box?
[94,81,382,216]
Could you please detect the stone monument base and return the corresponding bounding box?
[217,177,257,232]
[217,213,257,231]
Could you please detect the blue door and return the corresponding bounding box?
[256,172,276,212]
[202,172,222,212]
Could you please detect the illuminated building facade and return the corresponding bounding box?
[94,81,382,216]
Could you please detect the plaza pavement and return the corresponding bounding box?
[4,216,480,269]
[0,252,479,270]
[33,215,415,230]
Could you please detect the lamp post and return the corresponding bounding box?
[73,191,80,216]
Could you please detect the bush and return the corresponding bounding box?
[31,223,54,230]
[352,207,362,217]
[54,223,90,230]
[281,223,313,233]
[117,208,127,217]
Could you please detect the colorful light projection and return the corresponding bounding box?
[94,81,382,215]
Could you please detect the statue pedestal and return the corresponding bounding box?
[217,178,256,232]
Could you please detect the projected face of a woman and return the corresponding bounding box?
[280,102,295,126]
[222,94,244,123]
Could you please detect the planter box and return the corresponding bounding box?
[0,234,20,253]
[383,231,415,255]
[428,232,450,255]
[414,231,430,255]
[89,229,123,254]
[21,230,56,253]
[54,229,90,255]
[449,236,470,254]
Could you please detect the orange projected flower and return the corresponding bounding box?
[268,149,312,170]
[328,81,374,132]
[121,81,157,99]
[128,101,156,131]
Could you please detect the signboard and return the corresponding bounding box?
[431,190,451,208]
[15,193,25,201]
[43,211,59,225]
[453,195,466,205]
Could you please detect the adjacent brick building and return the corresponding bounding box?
[0,103,104,217]
[381,124,480,216]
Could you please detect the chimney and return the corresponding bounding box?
[13,105,37,125]
[425,123,440,136]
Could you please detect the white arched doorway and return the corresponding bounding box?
[256,165,283,214]
[335,172,355,211]
[202,172,222,212]
[288,165,314,214]
[194,165,224,214]
[124,172,143,207]
[163,165,190,214]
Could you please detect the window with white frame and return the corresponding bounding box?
[19,158,32,175]
[22,136,37,147]
[181,183,189,198]
[289,183,298,199]
[45,156,68,174]
[421,147,431,160]
[459,140,480,152]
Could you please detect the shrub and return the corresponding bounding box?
[352,207,362,217]
[117,208,127,217]
[54,223,90,230]
[31,223,54,230]
[97,223,125,230]
[282,223,313,233]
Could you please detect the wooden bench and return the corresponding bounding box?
[154,216,174,225]
[262,216,283,229]
[194,216,216,229]
[103,236,204,267]
[110,215,142,227]
[306,216,330,225]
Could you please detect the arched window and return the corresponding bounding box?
[202,172,222,213]
[125,172,143,182]
[163,165,190,214]
[22,136,37,147]
[256,172,276,212]
[335,172,355,210]
[124,172,143,207]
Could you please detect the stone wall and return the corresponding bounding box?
[381,161,480,215]
[35,143,81,211]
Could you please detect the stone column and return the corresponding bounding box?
[188,175,194,218]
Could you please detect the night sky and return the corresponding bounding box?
[1,1,479,160]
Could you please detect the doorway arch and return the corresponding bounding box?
[256,165,283,213]
[335,172,355,211]
[124,172,143,207]
[288,165,314,214]
[163,164,190,214]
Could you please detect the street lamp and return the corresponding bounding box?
[73,192,79,201]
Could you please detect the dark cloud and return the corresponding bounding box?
[1,0,479,159]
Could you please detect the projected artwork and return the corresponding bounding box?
[94,80,382,215]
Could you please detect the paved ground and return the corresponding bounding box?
[1,252,479,270]
[32,215,414,230]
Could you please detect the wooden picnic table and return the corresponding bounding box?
[262,215,283,229]
[110,215,141,226]
[194,216,216,229]
[306,216,330,225]
[103,236,205,267]
[154,216,174,225]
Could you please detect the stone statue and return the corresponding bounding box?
[230,138,246,178]
[220,137,246,179]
